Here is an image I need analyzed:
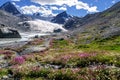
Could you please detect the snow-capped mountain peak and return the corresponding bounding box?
[51,11,72,24]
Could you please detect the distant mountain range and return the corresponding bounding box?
[1,1,120,39]
[0,1,69,34]
[0,1,72,24]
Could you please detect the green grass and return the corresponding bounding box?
[0,69,8,78]
[52,39,69,48]
[74,36,120,52]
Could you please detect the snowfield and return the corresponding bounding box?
[19,19,67,33]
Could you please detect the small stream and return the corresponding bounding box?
[0,32,49,45]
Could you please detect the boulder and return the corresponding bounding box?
[0,28,21,38]
[53,28,62,33]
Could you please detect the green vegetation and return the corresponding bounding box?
[1,36,120,80]
[74,36,120,51]
[0,69,8,78]
[3,67,120,80]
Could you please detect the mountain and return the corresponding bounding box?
[64,12,100,30]
[64,1,120,40]
[0,2,67,33]
[0,10,32,32]
[51,11,72,24]
[0,1,21,15]
[0,10,21,28]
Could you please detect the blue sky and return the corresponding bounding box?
[0,0,120,17]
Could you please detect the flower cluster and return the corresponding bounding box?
[13,56,25,64]
[78,53,96,58]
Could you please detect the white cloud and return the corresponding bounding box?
[20,5,56,16]
[31,0,98,13]
[50,6,59,10]
[11,0,20,2]
[19,0,98,16]
[50,6,67,11]
[112,0,116,4]
[59,5,67,11]
[12,2,20,8]
[76,2,98,13]
[31,0,77,7]
[21,5,40,14]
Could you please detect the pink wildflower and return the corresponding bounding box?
[13,56,25,64]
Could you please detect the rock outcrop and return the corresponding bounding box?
[0,28,21,38]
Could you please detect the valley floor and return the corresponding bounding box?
[0,34,120,80]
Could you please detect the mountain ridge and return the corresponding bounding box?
[64,1,120,41]
[0,1,21,15]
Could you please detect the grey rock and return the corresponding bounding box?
[0,28,21,38]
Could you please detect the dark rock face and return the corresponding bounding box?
[64,17,82,30]
[0,28,21,38]
[51,11,72,24]
[0,1,21,15]
[53,28,62,33]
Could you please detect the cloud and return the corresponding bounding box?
[11,0,20,2]
[20,5,56,16]
[76,2,98,13]
[50,6,67,11]
[112,0,116,4]
[31,0,98,13]
[31,0,78,7]
[12,2,20,8]
[50,6,59,10]
[19,0,98,16]
[59,6,67,11]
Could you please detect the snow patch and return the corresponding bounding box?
[0,28,12,33]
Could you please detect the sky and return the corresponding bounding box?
[0,0,120,17]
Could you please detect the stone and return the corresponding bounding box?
[0,28,21,38]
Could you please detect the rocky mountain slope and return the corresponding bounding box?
[0,10,31,32]
[64,1,120,40]
[0,10,21,28]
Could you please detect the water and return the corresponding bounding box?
[0,32,48,45]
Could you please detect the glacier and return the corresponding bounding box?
[19,19,67,33]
